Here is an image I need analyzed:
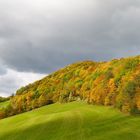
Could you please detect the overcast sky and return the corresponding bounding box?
[0,0,140,96]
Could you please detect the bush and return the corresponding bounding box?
[0,109,6,119]
[123,81,136,99]
[130,106,140,115]
[105,70,114,80]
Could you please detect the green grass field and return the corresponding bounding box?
[0,101,140,140]
[0,101,10,109]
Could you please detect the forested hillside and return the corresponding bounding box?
[1,55,140,119]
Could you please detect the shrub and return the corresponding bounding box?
[123,81,136,99]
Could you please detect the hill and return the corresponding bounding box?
[0,101,140,140]
[1,55,140,119]
[0,101,10,109]
[0,96,9,104]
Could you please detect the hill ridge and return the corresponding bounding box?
[1,55,140,119]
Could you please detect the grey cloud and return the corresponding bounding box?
[0,61,7,75]
[0,68,45,97]
[0,70,20,96]
[0,0,140,73]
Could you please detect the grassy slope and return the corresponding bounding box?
[0,101,140,140]
[0,101,9,109]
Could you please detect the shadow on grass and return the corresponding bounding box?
[1,112,140,140]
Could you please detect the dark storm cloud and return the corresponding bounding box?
[0,0,140,73]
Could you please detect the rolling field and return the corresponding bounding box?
[0,101,140,140]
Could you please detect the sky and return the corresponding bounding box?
[0,0,140,97]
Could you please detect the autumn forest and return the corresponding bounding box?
[1,55,140,119]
